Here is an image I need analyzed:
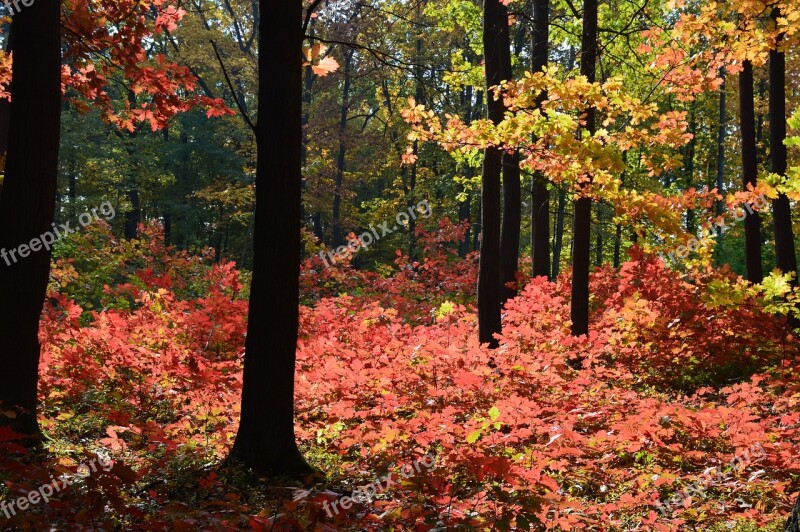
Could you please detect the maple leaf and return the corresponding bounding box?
[311,56,340,76]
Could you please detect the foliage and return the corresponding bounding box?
[1,227,798,530]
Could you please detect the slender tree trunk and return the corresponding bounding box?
[478,0,507,347]
[124,185,140,239]
[595,207,603,267]
[332,49,354,248]
[458,166,473,258]
[230,0,312,475]
[530,0,550,278]
[570,0,598,337]
[408,36,425,261]
[613,223,622,268]
[684,106,697,233]
[740,60,763,283]
[301,19,316,247]
[715,69,727,234]
[552,188,566,278]
[473,199,482,252]
[0,0,61,435]
[769,7,797,282]
[497,4,521,303]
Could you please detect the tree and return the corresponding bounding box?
[229,0,314,475]
[478,0,508,347]
[768,6,797,283]
[570,0,598,337]
[0,0,62,435]
[498,10,520,304]
[530,0,550,279]
[739,59,763,283]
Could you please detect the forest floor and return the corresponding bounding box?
[1,223,799,531]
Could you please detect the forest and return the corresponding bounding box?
[1,0,800,529]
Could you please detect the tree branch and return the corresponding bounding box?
[210,39,256,133]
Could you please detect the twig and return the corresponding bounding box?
[210,39,256,133]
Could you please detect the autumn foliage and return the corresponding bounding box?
[0,222,795,529]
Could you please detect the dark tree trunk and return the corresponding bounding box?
[595,208,603,267]
[613,223,622,268]
[458,167,473,259]
[530,0,550,279]
[684,105,697,233]
[552,188,566,278]
[715,69,727,232]
[769,7,797,282]
[301,19,315,248]
[124,186,141,239]
[230,0,313,476]
[163,212,172,245]
[0,0,61,435]
[497,12,521,304]
[473,198,482,252]
[408,36,425,262]
[787,496,800,531]
[332,49,354,248]
[740,60,763,283]
[570,0,597,337]
[67,158,77,221]
[478,0,508,347]
[500,149,521,302]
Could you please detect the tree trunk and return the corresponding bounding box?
[500,149,521,302]
[595,207,603,267]
[332,49,354,248]
[473,197,482,252]
[495,0,520,304]
[124,185,140,239]
[570,0,597,337]
[301,19,316,249]
[458,166,473,258]
[230,0,313,476]
[0,0,61,436]
[552,188,566,278]
[786,495,800,531]
[530,0,550,279]
[478,0,508,347]
[684,105,697,234]
[715,69,727,234]
[769,7,797,282]
[740,60,763,283]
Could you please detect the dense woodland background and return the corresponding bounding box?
[1,0,800,529]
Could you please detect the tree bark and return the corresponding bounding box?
[332,49,354,248]
[786,495,800,531]
[530,0,550,279]
[478,0,508,347]
[496,1,521,304]
[740,60,763,283]
[715,69,727,233]
[230,0,313,476]
[769,7,797,282]
[552,188,566,278]
[570,0,597,337]
[0,0,61,435]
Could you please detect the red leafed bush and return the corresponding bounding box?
[0,223,795,529]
